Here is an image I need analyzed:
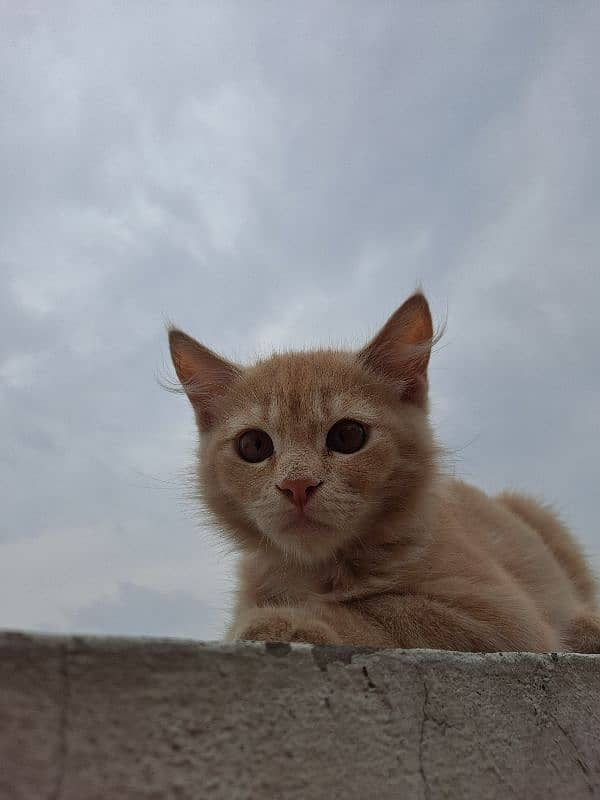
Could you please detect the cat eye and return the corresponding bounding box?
[326,419,367,454]
[237,429,274,463]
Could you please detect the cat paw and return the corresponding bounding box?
[230,607,341,645]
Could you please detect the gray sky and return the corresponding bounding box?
[1,2,599,640]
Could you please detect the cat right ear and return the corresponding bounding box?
[168,328,242,431]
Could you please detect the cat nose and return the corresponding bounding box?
[277,477,323,509]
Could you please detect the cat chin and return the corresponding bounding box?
[275,510,344,540]
[264,518,353,566]
[270,540,339,567]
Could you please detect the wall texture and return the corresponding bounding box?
[1,632,599,799]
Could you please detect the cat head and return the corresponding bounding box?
[169,292,439,566]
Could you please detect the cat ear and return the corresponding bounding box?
[168,328,242,431]
[358,292,434,406]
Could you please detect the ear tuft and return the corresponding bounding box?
[358,293,436,406]
[168,327,242,431]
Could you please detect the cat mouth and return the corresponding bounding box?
[280,509,328,532]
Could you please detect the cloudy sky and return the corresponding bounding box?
[1,2,599,641]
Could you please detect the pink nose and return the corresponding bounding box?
[277,477,322,509]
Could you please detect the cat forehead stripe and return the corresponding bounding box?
[229,395,380,434]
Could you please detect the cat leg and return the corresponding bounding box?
[228,606,342,645]
[561,612,600,653]
[356,594,556,652]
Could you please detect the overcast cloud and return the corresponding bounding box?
[1,2,599,640]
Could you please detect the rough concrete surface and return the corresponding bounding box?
[1,632,599,799]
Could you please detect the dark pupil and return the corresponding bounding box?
[339,425,357,447]
[245,433,263,458]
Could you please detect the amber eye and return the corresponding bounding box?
[326,419,367,454]
[237,429,274,463]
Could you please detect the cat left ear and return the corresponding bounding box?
[358,292,435,406]
[168,328,242,431]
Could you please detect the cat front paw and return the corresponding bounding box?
[230,607,341,645]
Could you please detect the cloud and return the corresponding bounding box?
[68,582,224,640]
[0,521,235,635]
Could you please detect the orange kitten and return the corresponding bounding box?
[169,293,600,652]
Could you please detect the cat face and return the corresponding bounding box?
[170,293,438,565]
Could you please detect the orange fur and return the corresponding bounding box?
[169,293,599,652]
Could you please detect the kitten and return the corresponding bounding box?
[168,293,600,652]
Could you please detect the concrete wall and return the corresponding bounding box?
[1,631,599,799]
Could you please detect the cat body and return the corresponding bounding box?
[169,293,600,652]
